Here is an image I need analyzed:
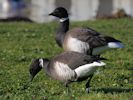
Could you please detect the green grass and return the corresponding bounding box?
[0,18,133,100]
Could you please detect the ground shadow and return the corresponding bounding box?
[0,17,33,22]
[92,87,133,94]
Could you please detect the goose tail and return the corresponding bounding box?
[108,42,124,48]
[93,61,106,66]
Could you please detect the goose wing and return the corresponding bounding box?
[53,51,104,70]
[67,27,107,48]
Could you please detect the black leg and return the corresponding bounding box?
[90,48,93,56]
[96,55,100,58]
[87,48,93,56]
[85,74,94,93]
[64,82,71,96]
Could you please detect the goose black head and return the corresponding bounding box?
[29,58,49,82]
[49,7,68,18]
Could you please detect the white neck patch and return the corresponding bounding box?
[39,58,44,68]
[59,17,69,22]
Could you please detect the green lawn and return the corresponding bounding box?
[0,18,133,100]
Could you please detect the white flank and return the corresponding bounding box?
[66,37,90,53]
[66,37,124,55]
[75,61,106,78]
[39,58,44,68]
[59,17,69,22]
[54,61,75,81]
[108,42,124,48]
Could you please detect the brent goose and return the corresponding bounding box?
[29,51,106,93]
[49,7,124,55]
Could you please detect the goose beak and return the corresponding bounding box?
[29,75,34,82]
[22,73,37,89]
[21,75,34,90]
[49,12,54,16]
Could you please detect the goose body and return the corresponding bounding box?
[63,27,124,55]
[49,7,124,55]
[29,51,106,92]
[42,52,105,82]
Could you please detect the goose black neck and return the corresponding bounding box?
[56,18,69,47]
[42,60,50,74]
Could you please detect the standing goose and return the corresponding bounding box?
[29,51,106,93]
[49,7,124,55]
